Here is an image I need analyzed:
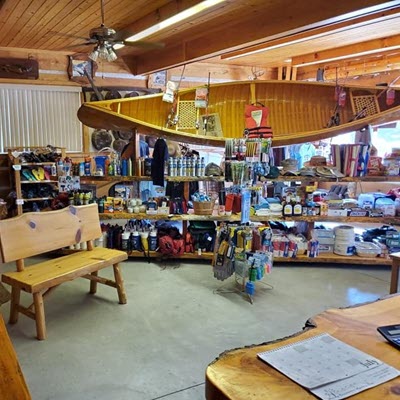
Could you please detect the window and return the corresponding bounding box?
[0,84,82,153]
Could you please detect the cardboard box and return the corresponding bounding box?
[327,209,349,217]
[314,229,334,238]
[317,237,335,245]
[318,244,334,253]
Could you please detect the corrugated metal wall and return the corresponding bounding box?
[0,84,82,152]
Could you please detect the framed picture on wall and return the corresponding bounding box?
[67,54,97,84]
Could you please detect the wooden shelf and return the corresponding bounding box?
[127,250,214,260]
[19,162,56,166]
[99,212,242,222]
[20,180,57,184]
[267,175,400,182]
[80,175,224,183]
[274,253,392,265]
[98,212,399,225]
[80,176,152,183]
[252,215,400,225]
[22,197,53,202]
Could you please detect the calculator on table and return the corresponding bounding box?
[377,324,400,349]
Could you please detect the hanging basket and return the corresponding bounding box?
[193,200,214,215]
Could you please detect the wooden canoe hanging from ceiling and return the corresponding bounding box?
[77,80,400,147]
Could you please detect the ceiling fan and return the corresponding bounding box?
[72,0,162,62]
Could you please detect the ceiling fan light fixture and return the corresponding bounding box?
[89,47,99,62]
[98,44,109,59]
[106,46,118,62]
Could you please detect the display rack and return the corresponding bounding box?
[7,147,66,215]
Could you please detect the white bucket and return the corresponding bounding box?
[334,225,355,241]
[334,240,355,256]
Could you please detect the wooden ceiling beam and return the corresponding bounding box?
[222,6,400,61]
[296,54,400,81]
[129,0,400,74]
[292,34,400,67]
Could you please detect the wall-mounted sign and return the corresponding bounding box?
[0,58,39,80]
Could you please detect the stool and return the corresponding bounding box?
[389,252,400,294]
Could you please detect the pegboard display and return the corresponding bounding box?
[176,100,198,130]
[350,94,380,117]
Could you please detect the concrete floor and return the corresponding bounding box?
[0,257,394,400]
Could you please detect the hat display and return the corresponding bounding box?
[167,141,182,157]
[205,162,223,176]
[315,166,345,178]
[309,156,327,166]
[280,158,300,176]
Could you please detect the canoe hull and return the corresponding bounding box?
[78,80,400,147]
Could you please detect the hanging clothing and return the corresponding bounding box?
[298,143,316,167]
[151,138,168,186]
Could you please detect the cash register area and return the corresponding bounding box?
[0,256,395,400]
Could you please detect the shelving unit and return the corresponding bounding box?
[8,147,65,215]
[81,168,400,266]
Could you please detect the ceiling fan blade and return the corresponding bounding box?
[49,31,91,41]
[65,42,97,49]
[122,40,165,49]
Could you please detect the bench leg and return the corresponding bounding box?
[33,292,46,340]
[9,287,21,324]
[390,259,400,294]
[89,271,98,294]
[113,263,127,304]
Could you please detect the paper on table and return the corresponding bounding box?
[257,333,392,389]
[312,363,399,400]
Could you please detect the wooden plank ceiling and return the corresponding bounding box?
[0,0,400,81]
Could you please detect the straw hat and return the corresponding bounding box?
[167,140,182,157]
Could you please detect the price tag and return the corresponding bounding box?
[16,199,24,205]
[241,189,251,224]
[13,165,21,171]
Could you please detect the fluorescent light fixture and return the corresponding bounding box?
[113,43,125,50]
[125,0,225,42]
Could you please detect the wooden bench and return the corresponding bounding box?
[0,204,128,340]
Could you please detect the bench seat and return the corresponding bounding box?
[2,248,127,293]
[0,204,128,340]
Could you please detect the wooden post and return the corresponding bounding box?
[33,292,46,340]
[113,264,127,304]
[9,287,21,324]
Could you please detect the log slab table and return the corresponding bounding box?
[0,315,31,399]
[206,294,400,400]
[390,252,400,294]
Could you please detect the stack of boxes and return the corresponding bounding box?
[314,229,335,253]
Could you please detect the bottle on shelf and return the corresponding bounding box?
[293,196,302,216]
[283,195,293,216]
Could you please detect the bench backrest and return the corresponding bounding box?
[0,204,101,263]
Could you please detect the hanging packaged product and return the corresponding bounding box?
[162,81,177,103]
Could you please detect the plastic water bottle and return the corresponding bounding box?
[148,231,158,251]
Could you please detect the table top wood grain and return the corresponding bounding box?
[206,294,400,400]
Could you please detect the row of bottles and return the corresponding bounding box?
[282,194,328,217]
[168,157,205,177]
